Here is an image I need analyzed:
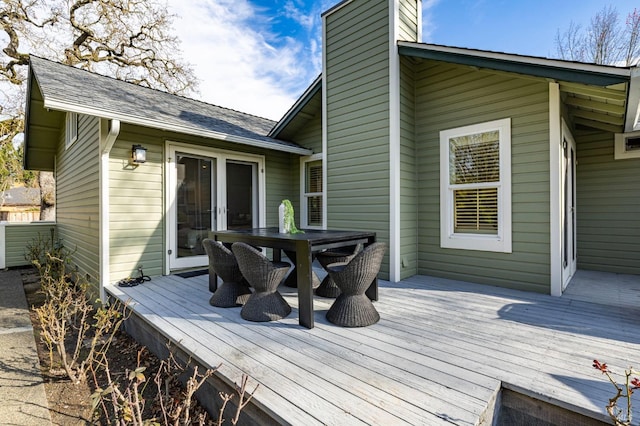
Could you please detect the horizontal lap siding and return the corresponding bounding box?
[56,114,101,290]
[108,125,295,282]
[4,223,57,267]
[398,0,419,41]
[325,0,391,277]
[415,62,551,293]
[287,113,322,221]
[266,152,298,226]
[576,130,640,274]
[400,57,417,279]
[109,127,164,282]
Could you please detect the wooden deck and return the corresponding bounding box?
[106,270,640,425]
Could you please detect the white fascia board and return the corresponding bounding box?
[625,68,640,132]
[42,98,313,156]
[398,41,632,78]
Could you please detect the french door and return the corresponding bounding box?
[167,144,264,271]
[561,123,577,290]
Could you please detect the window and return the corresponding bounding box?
[440,118,511,253]
[301,156,323,228]
[65,112,78,148]
[614,131,640,159]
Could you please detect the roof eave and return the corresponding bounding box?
[42,97,312,156]
[398,41,631,86]
[269,75,322,138]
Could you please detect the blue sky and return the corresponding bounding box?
[167,1,639,121]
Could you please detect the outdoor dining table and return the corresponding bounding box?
[210,227,377,329]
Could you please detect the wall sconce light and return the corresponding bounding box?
[130,144,147,165]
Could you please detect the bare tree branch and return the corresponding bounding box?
[623,8,640,66]
[0,0,199,218]
[556,5,640,66]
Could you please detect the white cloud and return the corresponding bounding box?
[166,0,318,121]
[421,0,440,43]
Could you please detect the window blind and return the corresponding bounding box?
[450,130,499,234]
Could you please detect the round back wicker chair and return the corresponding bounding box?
[325,242,386,327]
[202,239,251,308]
[231,242,292,322]
[315,243,363,298]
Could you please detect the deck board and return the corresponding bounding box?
[107,270,640,425]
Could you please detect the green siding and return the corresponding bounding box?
[3,223,57,267]
[107,124,295,282]
[415,61,551,293]
[325,0,391,278]
[576,129,640,274]
[265,151,298,226]
[108,127,165,282]
[398,0,419,41]
[399,57,417,279]
[287,112,322,221]
[291,112,322,154]
[56,114,101,289]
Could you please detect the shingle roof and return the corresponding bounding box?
[28,56,311,155]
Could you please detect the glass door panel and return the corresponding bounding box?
[226,161,257,230]
[176,154,215,259]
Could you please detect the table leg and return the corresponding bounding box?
[364,235,378,301]
[296,241,314,329]
[273,248,282,262]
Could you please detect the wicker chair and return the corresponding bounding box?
[232,242,292,322]
[315,244,362,298]
[325,242,385,327]
[282,250,321,288]
[202,239,252,308]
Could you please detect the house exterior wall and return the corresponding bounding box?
[575,129,640,274]
[108,126,165,283]
[414,61,552,293]
[293,113,323,154]
[2,222,57,268]
[398,0,420,41]
[324,0,393,277]
[107,124,295,283]
[399,57,418,279]
[286,112,322,219]
[56,114,102,290]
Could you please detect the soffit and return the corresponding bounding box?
[560,82,628,133]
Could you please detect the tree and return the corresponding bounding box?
[555,6,640,66]
[0,140,36,195]
[0,0,198,219]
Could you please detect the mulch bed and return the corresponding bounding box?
[18,266,216,425]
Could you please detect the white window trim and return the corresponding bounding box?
[65,112,78,149]
[439,118,512,253]
[300,153,323,229]
[614,131,640,159]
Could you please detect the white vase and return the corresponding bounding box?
[278,202,286,233]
